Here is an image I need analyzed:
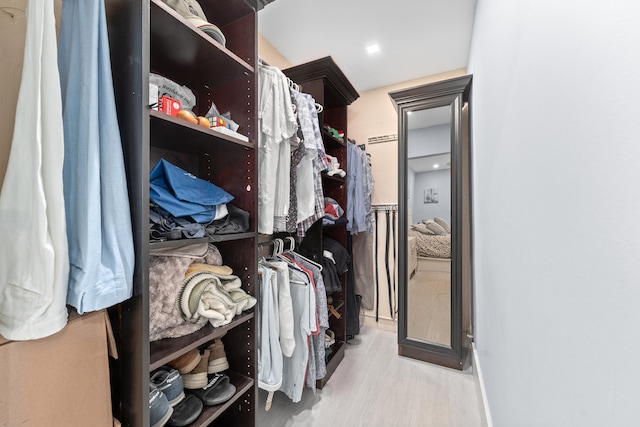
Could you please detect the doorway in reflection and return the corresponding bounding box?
[406,106,452,346]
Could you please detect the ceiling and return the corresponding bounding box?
[408,153,451,173]
[258,0,477,93]
[408,105,450,130]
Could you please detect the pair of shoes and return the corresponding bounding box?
[189,372,236,406]
[151,367,185,407]
[168,394,203,426]
[207,339,229,374]
[325,329,335,348]
[151,366,202,426]
[180,336,229,389]
[183,349,210,389]
[167,348,201,374]
[150,384,173,427]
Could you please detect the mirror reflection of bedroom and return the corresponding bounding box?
[406,106,452,347]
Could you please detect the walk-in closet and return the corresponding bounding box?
[1,1,489,426]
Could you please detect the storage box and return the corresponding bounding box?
[159,95,181,116]
[0,309,117,426]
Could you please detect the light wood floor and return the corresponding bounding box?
[407,270,451,346]
[257,326,486,427]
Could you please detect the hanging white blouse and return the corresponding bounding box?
[257,64,297,234]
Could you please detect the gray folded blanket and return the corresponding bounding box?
[149,243,223,341]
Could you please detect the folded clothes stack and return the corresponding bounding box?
[148,158,250,242]
[179,263,257,328]
[323,197,348,226]
[323,123,344,142]
[324,154,346,178]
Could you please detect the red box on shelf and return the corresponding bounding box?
[158,95,181,116]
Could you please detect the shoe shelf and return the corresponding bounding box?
[150,311,255,370]
[150,110,254,152]
[149,232,257,250]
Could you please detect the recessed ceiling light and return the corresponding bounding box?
[433,164,440,168]
[407,111,412,115]
[366,44,380,55]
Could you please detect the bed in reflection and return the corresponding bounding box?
[408,218,451,276]
[407,217,452,345]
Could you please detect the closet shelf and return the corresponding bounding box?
[321,129,346,147]
[150,0,253,91]
[149,232,257,250]
[191,371,254,427]
[321,172,346,183]
[150,109,254,152]
[322,222,347,230]
[150,311,255,370]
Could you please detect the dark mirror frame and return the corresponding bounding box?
[389,75,472,370]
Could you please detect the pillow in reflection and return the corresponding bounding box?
[412,223,435,235]
[423,220,447,235]
[434,217,451,233]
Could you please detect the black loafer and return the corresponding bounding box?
[168,394,202,426]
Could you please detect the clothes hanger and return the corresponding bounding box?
[282,236,323,271]
[315,103,324,113]
[285,236,295,252]
[272,238,284,257]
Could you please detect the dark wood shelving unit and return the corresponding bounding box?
[105,0,257,425]
[283,57,359,389]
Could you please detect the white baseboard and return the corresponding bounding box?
[472,343,493,427]
[361,311,397,333]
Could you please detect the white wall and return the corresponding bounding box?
[468,1,640,425]
[412,169,451,223]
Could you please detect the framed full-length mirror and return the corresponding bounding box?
[389,75,472,370]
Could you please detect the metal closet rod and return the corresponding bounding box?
[257,56,325,113]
